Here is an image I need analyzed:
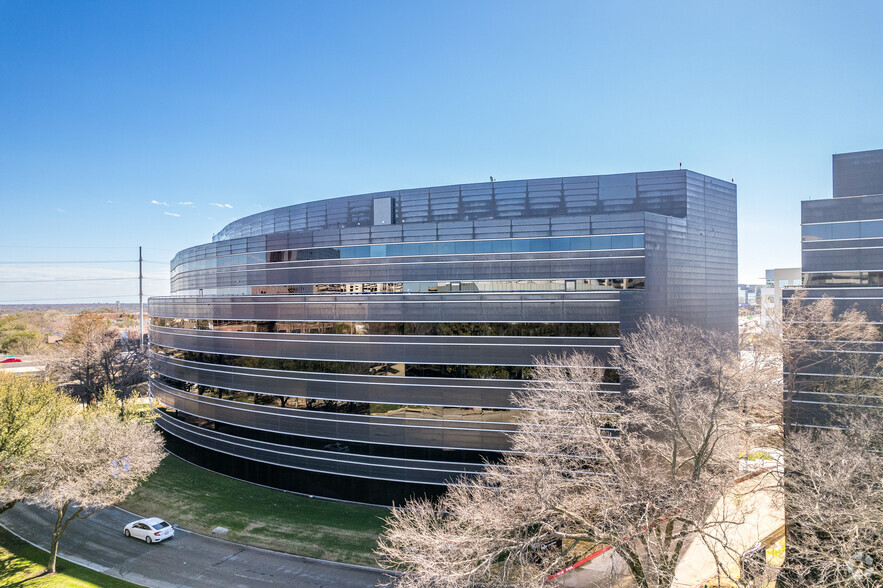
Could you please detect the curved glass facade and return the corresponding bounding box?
[149,169,737,504]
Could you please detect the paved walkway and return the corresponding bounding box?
[672,468,782,587]
[554,467,783,587]
[0,503,389,587]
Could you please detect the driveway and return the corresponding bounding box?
[1,503,390,587]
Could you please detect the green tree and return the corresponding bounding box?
[0,314,43,354]
[22,400,164,574]
[0,374,75,514]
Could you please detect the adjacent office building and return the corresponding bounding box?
[794,148,883,427]
[148,169,737,504]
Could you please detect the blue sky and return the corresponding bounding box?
[1,1,881,303]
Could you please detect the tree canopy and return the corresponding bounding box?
[378,317,778,587]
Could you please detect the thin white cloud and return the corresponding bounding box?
[163,211,181,217]
[178,201,195,207]
[210,202,233,209]
[55,208,65,213]
[151,200,169,206]
[106,200,113,204]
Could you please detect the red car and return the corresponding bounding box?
[0,358,22,363]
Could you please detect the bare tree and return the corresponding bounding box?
[378,317,778,587]
[0,374,75,514]
[777,414,883,586]
[763,289,879,430]
[20,404,164,574]
[44,311,148,405]
[759,291,883,586]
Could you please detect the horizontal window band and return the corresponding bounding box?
[156,415,485,485]
[171,277,645,297]
[151,292,622,304]
[802,244,883,250]
[791,399,883,409]
[176,232,648,264]
[150,377,618,434]
[172,234,646,273]
[800,271,883,288]
[803,218,883,225]
[161,443,452,489]
[150,319,620,338]
[171,253,646,280]
[156,407,609,465]
[151,355,541,397]
[149,332,619,353]
[151,355,620,405]
[150,345,621,382]
[153,378,527,426]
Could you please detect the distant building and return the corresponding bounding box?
[760,268,801,327]
[738,283,763,308]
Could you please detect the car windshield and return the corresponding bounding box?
[151,522,170,530]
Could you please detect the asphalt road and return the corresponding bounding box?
[0,503,391,587]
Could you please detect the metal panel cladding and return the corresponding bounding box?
[149,169,737,505]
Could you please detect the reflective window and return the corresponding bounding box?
[803,271,883,287]
[172,277,645,297]
[151,346,620,383]
[150,319,620,338]
[172,234,645,276]
[802,220,883,241]
[160,407,502,465]
[156,377,522,422]
[152,346,537,379]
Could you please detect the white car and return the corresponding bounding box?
[123,517,175,543]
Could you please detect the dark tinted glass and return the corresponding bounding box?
[151,319,620,337]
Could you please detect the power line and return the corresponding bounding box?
[0,260,142,265]
[0,294,165,303]
[0,277,167,284]
[0,245,124,249]
[0,260,168,265]
[0,245,177,253]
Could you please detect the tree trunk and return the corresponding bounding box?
[47,500,70,574]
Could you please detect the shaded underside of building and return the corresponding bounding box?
[149,170,737,504]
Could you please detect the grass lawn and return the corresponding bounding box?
[119,455,389,566]
[0,526,139,587]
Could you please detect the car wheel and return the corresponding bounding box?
[124,529,131,537]
[145,535,152,544]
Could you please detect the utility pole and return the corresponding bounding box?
[139,246,144,348]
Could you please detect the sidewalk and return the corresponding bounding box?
[554,468,783,587]
[672,468,783,587]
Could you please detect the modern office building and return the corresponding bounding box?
[793,148,883,428]
[148,169,737,504]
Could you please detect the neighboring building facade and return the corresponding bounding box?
[792,148,883,427]
[149,170,737,504]
[760,267,801,327]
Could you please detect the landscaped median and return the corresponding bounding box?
[119,454,389,566]
[0,526,139,588]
